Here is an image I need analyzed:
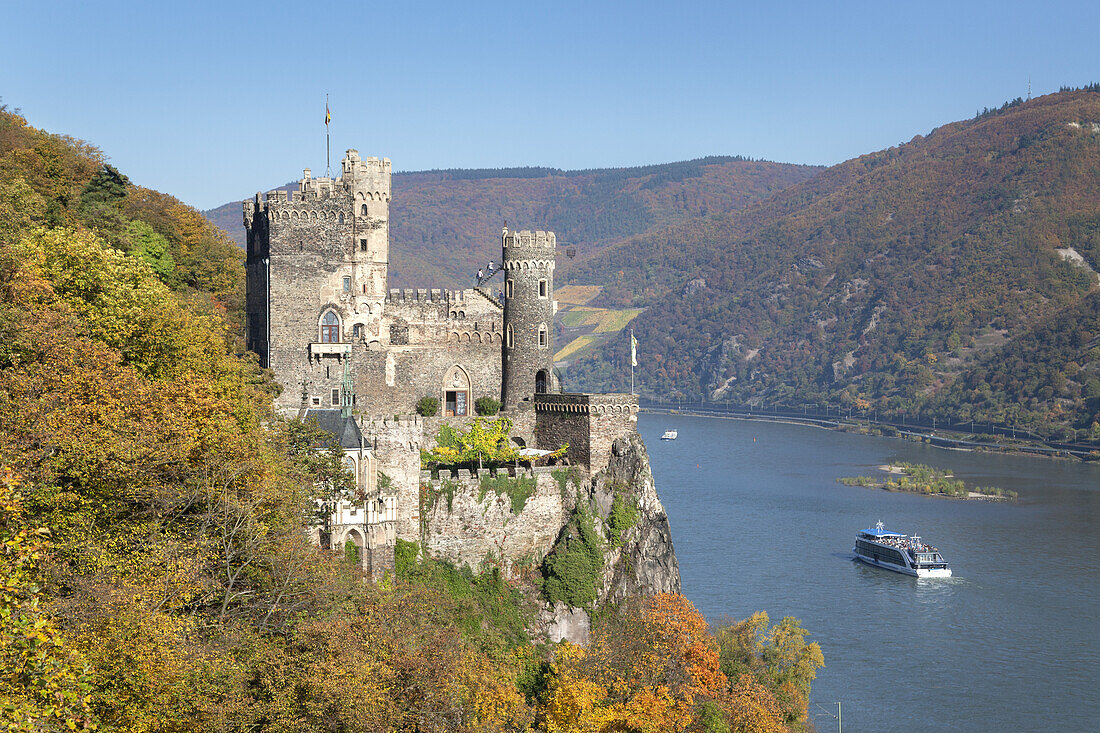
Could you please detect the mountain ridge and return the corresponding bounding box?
[202,156,822,288]
[564,88,1100,438]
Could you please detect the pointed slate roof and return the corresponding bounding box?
[304,409,364,451]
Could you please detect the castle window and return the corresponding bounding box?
[343,276,351,293]
[331,389,340,406]
[538,324,548,349]
[506,324,514,349]
[338,212,345,224]
[312,397,321,406]
[360,238,368,251]
[361,204,368,216]
[506,279,514,299]
[320,311,340,343]
[353,324,362,339]
[538,279,548,298]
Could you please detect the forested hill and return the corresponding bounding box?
[566,87,1100,439]
[202,156,821,287]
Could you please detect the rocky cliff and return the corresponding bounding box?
[591,432,681,603]
[416,427,679,643]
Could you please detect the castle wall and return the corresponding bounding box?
[351,288,502,417]
[420,467,565,573]
[362,416,424,541]
[535,393,639,475]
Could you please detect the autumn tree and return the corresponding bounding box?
[544,593,727,732]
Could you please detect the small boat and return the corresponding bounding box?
[853,521,951,577]
[661,430,678,440]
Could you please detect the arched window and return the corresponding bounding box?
[535,370,548,394]
[538,323,548,349]
[338,212,345,224]
[361,204,368,216]
[506,324,514,349]
[321,311,340,343]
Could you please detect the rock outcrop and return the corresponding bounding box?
[591,432,681,603]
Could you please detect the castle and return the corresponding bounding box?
[244,149,640,578]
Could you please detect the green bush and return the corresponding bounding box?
[542,501,604,608]
[474,396,501,415]
[552,467,582,499]
[607,491,639,549]
[395,538,420,577]
[416,396,439,416]
[343,540,360,564]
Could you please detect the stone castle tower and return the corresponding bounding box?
[244,151,396,413]
[501,227,557,409]
[245,149,507,417]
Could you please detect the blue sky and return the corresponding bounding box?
[2,1,1098,210]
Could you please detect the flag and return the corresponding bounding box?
[630,331,638,367]
[325,103,331,126]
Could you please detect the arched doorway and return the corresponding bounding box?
[343,528,363,563]
[535,369,548,394]
[443,365,471,416]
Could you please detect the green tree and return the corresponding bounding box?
[124,219,176,283]
[425,416,521,470]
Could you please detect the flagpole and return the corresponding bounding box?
[630,328,635,396]
[325,93,331,178]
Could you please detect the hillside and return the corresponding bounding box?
[564,88,1100,439]
[203,157,821,288]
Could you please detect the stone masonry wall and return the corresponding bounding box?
[352,289,503,417]
[420,466,565,573]
[534,393,638,474]
[362,416,423,540]
[245,150,391,415]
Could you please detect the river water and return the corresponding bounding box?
[640,413,1100,732]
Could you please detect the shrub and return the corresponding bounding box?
[395,539,420,577]
[607,491,639,549]
[344,540,360,564]
[542,501,604,608]
[474,396,501,415]
[416,396,439,416]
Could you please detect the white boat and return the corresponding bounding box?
[853,521,951,577]
[661,430,677,440]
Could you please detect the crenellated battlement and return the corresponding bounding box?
[386,288,466,304]
[534,392,639,415]
[363,414,422,431]
[420,465,556,483]
[502,227,556,254]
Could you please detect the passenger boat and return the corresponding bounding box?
[661,430,678,440]
[853,521,951,577]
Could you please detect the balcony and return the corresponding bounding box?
[309,342,350,359]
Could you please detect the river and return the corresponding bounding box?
[639,413,1100,732]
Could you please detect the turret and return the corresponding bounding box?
[500,228,557,408]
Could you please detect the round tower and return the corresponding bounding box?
[501,228,557,409]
